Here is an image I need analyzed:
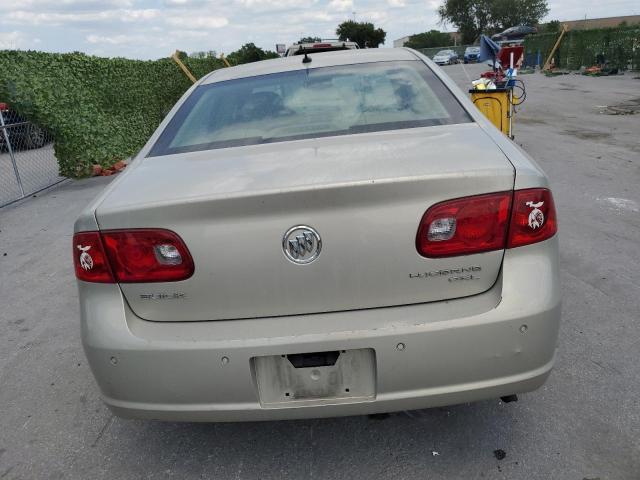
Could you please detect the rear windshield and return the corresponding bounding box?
[148,60,471,157]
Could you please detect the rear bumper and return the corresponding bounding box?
[80,237,561,422]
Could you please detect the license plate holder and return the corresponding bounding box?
[252,348,376,408]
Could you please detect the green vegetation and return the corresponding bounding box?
[404,30,452,49]
[0,50,224,177]
[524,25,640,70]
[540,20,561,33]
[437,0,548,43]
[489,0,549,31]
[226,42,280,65]
[336,21,386,48]
[0,42,282,177]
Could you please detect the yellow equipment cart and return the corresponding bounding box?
[470,87,514,138]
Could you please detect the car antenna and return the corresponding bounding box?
[300,47,311,63]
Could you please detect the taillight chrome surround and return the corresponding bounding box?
[73,229,194,283]
[416,188,557,258]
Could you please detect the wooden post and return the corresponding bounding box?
[220,53,231,68]
[171,50,197,83]
[542,25,568,71]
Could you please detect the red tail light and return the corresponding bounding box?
[73,229,194,283]
[508,188,557,248]
[73,232,115,283]
[417,188,557,258]
[417,192,512,258]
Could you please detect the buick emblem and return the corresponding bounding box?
[282,225,322,264]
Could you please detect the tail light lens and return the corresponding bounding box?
[73,232,115,283]
[417,188,556,258]
[508,188,557,248]
[73,229,194,283]
[417,192,512,258]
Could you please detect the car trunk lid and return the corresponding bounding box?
[96,124,514,321]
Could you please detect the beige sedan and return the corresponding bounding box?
[73,48,560,421]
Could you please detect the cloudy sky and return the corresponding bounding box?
[0,0,638,59]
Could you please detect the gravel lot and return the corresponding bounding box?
[1,63,639,479]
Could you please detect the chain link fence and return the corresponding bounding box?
[0,109,64,207]
[418,45,475,60]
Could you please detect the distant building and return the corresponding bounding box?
[393,36,411,48]
[558,14,640,30]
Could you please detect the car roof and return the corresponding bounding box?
[201,48,418,85]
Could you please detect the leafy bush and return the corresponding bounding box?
[524,25,640,70]
[540,20,561,33]
[404,30,452,49]
[225,43,279,66]
[0,50,223,177]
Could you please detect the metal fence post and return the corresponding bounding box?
[0,108,25,198]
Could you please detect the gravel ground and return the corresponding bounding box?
[0,63,639,480]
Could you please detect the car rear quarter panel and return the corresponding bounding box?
[407,49,551,190]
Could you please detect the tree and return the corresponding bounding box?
[490,0,549,30]
[437,0,548,44]
[299,36,322,43]
[226,43,280,65]
[437,0,492,44]
[336,21,386,48]
[404,30,452,49]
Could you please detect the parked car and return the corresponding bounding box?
[463,46,481,63]
[73,48,560,422]
[286,40,359,57]
[432,49,459,65]
[491,25,537,43]
[0,102,48,150]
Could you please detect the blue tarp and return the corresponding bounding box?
[478,35,501,63]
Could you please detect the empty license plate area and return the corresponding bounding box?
[252,348,376,408]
